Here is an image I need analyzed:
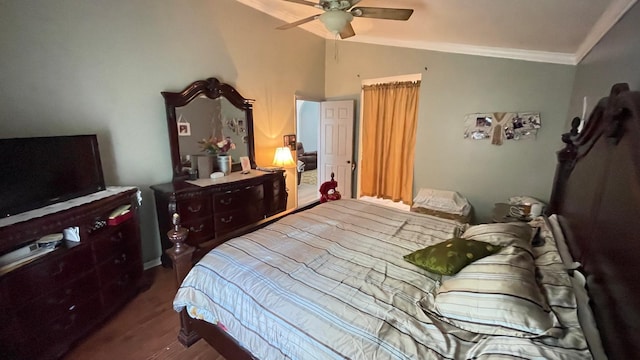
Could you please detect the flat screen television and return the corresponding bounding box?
[0,135,106,217]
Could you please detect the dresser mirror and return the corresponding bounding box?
[162,77,256,179]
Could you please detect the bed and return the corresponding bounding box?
[167,83,640,359]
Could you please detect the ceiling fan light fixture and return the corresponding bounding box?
[319,10,353,34]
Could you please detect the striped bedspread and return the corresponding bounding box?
[173,199,592,359]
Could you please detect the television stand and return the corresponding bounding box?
[0,187,143,359]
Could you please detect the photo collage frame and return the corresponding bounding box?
[464,112,541,145]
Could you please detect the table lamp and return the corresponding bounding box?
[272,146,296,169]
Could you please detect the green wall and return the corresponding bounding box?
[325,42,576,222]
[567,2,640,125]
[0,0,325,264]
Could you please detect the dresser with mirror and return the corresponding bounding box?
[151,78,287,267]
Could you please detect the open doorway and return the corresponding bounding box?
[295,97,356,208]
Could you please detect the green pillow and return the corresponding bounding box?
[404,238,502,275]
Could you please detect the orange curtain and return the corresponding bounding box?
[360,81,420,204]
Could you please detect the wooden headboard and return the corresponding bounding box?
[549,83,640,360]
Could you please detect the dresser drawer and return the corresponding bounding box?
[4,294,102,360]
[18,271,100,331]
[177,196,212,222]
[268,177,287,215]
[96,244,141,284]
[214,204,264,237]
[182,217,214,245]
[213,185,264,212]
[0,244,93,307]
[29,294,101,359]
[92,224,137,262]
[101,261,142,310]
[214,209,245,235]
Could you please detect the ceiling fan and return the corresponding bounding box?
[276,0,414,39]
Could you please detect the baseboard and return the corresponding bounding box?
[144,258,162,270]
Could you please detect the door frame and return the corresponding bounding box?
[319,100,355,199]
[294,94,323,209]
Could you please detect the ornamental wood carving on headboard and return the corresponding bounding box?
[550,83,640,360]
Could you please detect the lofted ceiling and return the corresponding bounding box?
[236,0,637,64]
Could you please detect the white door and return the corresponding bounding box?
[319,100,354,198]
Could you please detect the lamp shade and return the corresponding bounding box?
[319,10,353,34]
[272,147,296,168]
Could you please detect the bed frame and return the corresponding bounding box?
[548,83,640,360]
[168,83,640,360]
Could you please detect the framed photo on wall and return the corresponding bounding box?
[283,134,296,150]
[178,122,191,136]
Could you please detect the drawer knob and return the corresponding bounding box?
[117,274,131,286]
[221,216,233,224]
[114,253,127,264]
[187,205,202,213]
[110,232,124,242]
[220,198,233,205]
[189,224,204,233]
[52,262,65,276]
[49,294,70,306]
[57,313,77,330]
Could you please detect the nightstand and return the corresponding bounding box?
[492,203,531,223]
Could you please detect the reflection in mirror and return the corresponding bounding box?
[176,97,249,168]
[295,97,321,208]
[162,78,256,179]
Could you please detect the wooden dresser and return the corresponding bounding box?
[151,170,287,267]
[0,187,143,360]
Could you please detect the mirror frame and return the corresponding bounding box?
[162,77,256,179]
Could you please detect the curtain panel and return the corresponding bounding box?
[360,81,420,204]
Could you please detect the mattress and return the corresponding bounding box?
[174,199,592,359]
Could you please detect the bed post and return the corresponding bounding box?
[547,117,580,214]
[166,212,201,347]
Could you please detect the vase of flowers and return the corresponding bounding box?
[198,136,235,175]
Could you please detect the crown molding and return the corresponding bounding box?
[574,0,637,64]
[342,36,577,65]
[238,0,637,65]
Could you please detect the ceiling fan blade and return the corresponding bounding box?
[339,22,356,39]
[276,14,321,30]
[348,0,363,8]
[351,7,414,21]
[283,0,321,9]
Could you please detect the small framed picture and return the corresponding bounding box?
[237,120,245,133]
[178,122,191,136]
[283,134,296,150]
[240,156,251,173]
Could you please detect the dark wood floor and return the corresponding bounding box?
[64,266,225,360]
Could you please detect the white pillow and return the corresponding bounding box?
[420,223,563,338]
[413,188,470,215]
[548,214,582,269]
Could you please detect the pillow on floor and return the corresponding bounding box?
[403,237,501,275]
[420,223,562,338]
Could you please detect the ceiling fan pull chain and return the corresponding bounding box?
[334,33,340,62]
